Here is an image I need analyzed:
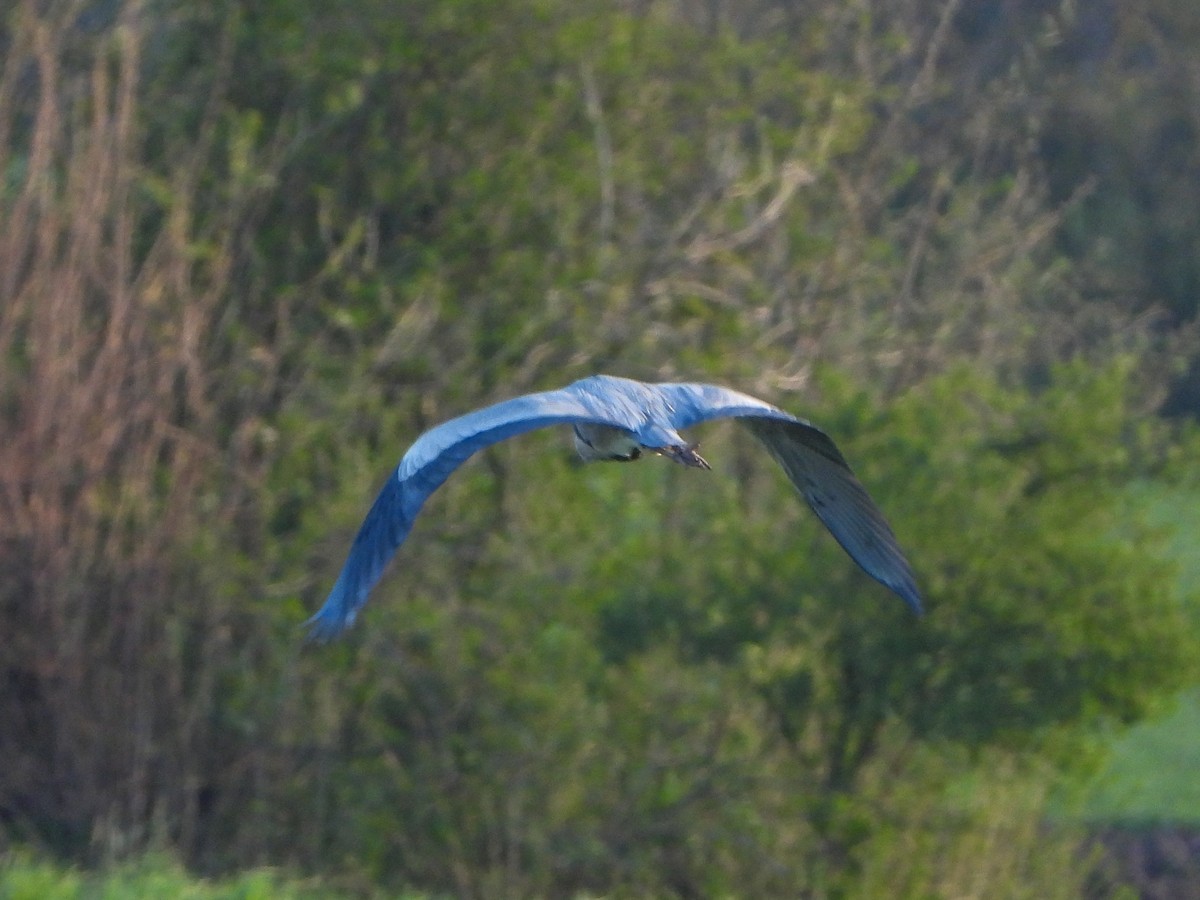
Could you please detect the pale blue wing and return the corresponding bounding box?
[653,382,922,614]
[653,380,794,429]
[307,385,638,639]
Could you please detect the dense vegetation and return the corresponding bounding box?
[2,0,1199,896]
[0,851,362,900]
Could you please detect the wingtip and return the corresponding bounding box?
[303,601,357,643]
[897,583,924,617]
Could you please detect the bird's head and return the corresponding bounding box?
[653,443,711,470]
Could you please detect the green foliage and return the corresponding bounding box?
[255,361,1194,896]
[0,851,373,900]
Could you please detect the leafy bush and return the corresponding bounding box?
[0,850,374,900]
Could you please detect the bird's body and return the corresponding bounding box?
[572,422,644,462]
[308,375,921,639]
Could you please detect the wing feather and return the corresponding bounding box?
[654,381,793,429]
[741,417,922,613]
[653,382,920,612]
[306,386,636,639]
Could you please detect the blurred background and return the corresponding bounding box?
[2,0,1199,896]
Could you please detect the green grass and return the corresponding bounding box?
[0,854,304,900]
[1067,480,1200,825]
[0,851,433,900]
[1074,690,1200,823]
[1132,480,1200,610]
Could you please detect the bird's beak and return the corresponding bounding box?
[657,443,711,470]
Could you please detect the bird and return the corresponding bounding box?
[307,374,921,639]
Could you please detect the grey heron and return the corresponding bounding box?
[308,375,921,639]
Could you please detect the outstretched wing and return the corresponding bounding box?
[654,382,922,614]
[741,417,921,614]
[307,386,637,639]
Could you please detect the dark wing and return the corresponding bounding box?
[654,382,922,613]
[741,417,921,613]
[307,386,638,639]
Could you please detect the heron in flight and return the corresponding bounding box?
[308,375,921,639]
